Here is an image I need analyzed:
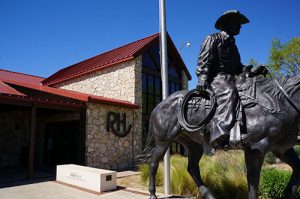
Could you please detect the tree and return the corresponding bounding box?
[268,38,300,137]
[269,38,300,77]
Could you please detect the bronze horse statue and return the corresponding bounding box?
[138,75,300,199]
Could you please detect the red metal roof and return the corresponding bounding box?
[2,83,86,108]
[42,33,160,86]
[0,81,26,96]
[1,78,139,109]
[0,69,44,85]
[42,33,191,86]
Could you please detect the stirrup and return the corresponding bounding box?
[228,134,250,149]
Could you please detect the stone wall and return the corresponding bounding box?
[54,56,143,170]
[0,110,30,167]
[50,54,188,170]
[86,103,141,170]
[54,57,142,104]
[0,108,82,167]
[36,112,80,166]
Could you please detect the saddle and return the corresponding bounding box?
[237,77,281,114]
[180,75,280,147]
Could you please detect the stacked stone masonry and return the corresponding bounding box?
[53,55,187,170]
[55,57,143,170]
[54,57,142,104]
[0,108,81,168]
[86,103,141,170]
[0,110,30,167]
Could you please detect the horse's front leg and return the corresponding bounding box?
[273,148,300,199]
[245,147,266,199]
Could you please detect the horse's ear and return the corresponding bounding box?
[244,65,253,72]
[241,65,253,79]
[251,65,269,77]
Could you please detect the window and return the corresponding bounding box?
[141,43,183,150]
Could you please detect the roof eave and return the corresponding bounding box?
[0,94,86,108]
[88,96,140,109]
[2,79,89,101]
[43,56,136,86]
[2,78,140,109]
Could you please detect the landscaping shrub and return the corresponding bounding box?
[259,168,300,199]
[139,155,199,198]
[169,155,198,198]
[264,152,277,165]
[294,145,300,157]
[139,162,163,186]
[139,151,248,199]
[199,150,248,199]
[138,151,300,199]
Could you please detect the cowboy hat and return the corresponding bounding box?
[215,10,249,30]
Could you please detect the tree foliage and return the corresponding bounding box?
[268,38,300,137]
[269,37,300,77]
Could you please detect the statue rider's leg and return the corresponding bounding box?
[244,147,266,199]
[184,140,215,199]
[273,148,300,199]
[210,74,240,148]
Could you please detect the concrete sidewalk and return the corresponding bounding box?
[0,171,173,199]
[0,181,151,199]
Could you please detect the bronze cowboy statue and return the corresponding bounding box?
[138,9,300,199]
[196,10,267,149]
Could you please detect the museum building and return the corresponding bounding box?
[0,33,191,180]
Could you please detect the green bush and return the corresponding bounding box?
[139,162,163,187]
[200,150,248,199]
[139,155,198,198]
[170,155,198,198]
[259,168,300,198]
[264,152,277,165]
[138,151,300,199]
[294,145,300,157]
[139,151,248,199]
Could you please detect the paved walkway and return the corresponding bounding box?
[0,171,173,199]
[0,181,151,199]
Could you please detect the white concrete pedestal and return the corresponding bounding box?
[56,164,117,192]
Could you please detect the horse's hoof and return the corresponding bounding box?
[149,195,158,199]
[206,194,216,199]
[199,186,216,199]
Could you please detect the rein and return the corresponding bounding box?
[273,78,300,114]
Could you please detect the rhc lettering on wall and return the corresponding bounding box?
[106,111,132,137]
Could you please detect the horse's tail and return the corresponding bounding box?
[136,118,156,164]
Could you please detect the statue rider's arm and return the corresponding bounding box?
[196,35,217,90]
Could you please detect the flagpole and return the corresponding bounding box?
[159,0,170,195]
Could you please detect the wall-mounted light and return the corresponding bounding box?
[179,41,191,54]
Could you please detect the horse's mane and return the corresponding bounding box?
[255,75,300,98]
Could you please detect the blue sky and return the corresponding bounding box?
[1,0,299,88]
